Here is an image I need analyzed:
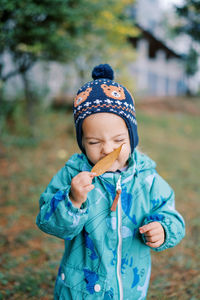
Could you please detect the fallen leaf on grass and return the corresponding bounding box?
[91,144,123,176]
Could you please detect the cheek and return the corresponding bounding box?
[85,147,100,164]
[120,145,131,161]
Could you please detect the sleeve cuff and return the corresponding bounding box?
[66,193,89,215]
[142,214,182,252]
[141,214,170,252]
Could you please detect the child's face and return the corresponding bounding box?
[82,113,131,172]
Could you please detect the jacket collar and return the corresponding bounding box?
[72,149,156,178]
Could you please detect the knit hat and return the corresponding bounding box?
[73,64,139,154]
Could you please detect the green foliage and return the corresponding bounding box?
[184,47,199,76]
[174,0,200,76]
[0,0,137,81]
[0,98,47,147]
[175,0,200,43]
[0,0,138,127]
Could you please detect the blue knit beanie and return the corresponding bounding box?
[73,64,139,154]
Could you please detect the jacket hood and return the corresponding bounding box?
[133,150,156,174]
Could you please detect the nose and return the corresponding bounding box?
[101,142,114,156]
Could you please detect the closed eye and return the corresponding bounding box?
[88,141,100,145]
[114,139,125,143]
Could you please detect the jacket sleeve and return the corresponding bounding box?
[142,172,185,252]
[36,165,89,240]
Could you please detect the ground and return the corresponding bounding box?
[0,97,200,299]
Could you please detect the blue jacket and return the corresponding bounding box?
[36,150,185,300]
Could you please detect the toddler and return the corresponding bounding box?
[36,64,185,300]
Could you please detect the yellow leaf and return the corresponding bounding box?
[91,144,123,176]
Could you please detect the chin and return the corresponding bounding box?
[107,168,118,173]
[107,163,120,172]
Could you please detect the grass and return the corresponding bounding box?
[0,99,200,299]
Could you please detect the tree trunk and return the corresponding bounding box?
[21,71,35,127]
[0,80,5,138]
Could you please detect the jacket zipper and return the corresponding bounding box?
[116,175,123,300]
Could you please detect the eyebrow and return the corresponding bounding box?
[84,133,128,140]
[113,133,128,138]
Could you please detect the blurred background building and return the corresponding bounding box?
[129,0,187,97]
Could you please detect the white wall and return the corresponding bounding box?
[130,39,186,97]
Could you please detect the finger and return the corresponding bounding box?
[74,184,94,195]
[145,233,163,243]
[90,172,97,178]
[74,171,94,179]
[73,174,93,186]
[146,239,164,248]
[82,172,96,182]
[84,184,95,193]
[139,222,159,234]
[81,171,96,177]
[70,184,94,204]
[144,227,163,237]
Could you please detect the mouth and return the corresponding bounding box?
[91,144,123,176]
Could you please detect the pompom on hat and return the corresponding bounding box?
[73,64,139,154]
[92,64,114,80]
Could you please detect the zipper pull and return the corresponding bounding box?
[111,175,121,211]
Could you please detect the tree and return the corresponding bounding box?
[174,0,200,78]
[175,0,200,43]
[0,0,137,124]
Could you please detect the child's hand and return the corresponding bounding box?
[139,222,165,248]
[69,172,96,208]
